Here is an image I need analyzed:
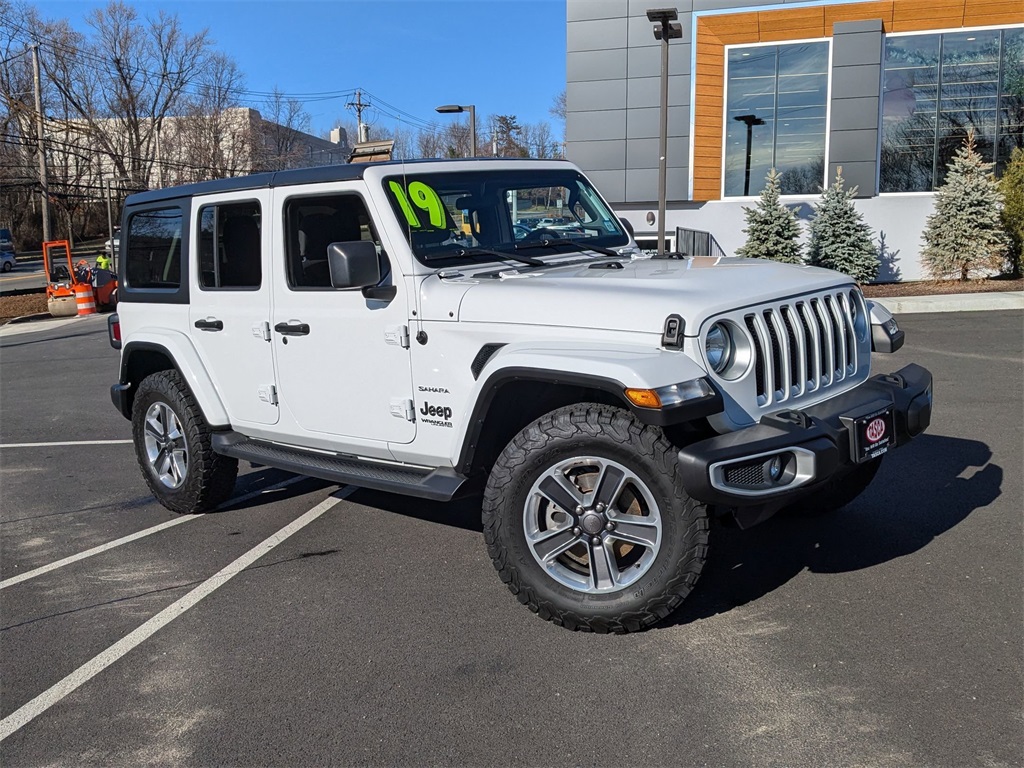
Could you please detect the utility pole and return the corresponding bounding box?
[346,90,370,143]
[103,175,114,268]
[155,122,165,187]
[31,43,51,243]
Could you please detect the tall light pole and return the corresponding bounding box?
[647,8,682,256]
[435,104,476,158]
[734,114,765,196]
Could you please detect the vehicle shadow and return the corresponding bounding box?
[662,433,1001,627]
[349,486,486,533]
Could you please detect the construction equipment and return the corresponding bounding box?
[43,240,118,317]
[43,240,78,317]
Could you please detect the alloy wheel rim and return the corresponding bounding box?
[143,402,188,489]
[524,456,663,594]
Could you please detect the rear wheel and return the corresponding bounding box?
[131,370,237,513]
[483,403,708,633]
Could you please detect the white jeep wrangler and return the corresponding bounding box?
[108,159,932,633]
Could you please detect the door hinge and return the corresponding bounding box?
[258,384,278,405]
[389,397,415,421]
[385,324,410,349]
[252,321,271,342]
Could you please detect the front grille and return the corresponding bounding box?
[744,290,861,408]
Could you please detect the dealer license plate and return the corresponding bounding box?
[852,406,894,463]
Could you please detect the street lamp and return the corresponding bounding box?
[647,8,682,256]
[435,104,476,158]
[734,114,765,196]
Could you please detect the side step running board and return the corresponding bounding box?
[211,432,466,502]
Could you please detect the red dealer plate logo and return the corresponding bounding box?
[866,417,887,443]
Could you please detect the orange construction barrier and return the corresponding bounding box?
[74,282,97,316]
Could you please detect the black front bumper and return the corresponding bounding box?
[677,364,932,512]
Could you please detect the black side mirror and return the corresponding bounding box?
[327,240,380,290]
[620,218,635,237]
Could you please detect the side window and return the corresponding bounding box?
[284,194,387,289]
[197,201,261,289]
[125,208,182,289]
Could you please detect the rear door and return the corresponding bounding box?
[188,191,279,426]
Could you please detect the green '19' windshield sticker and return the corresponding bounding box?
[389,180,445,230]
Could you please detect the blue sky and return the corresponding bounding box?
[32,0,568,137]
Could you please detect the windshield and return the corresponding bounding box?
[383,169,629,267]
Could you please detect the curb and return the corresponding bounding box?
[869,291,1024,315]
[0,313,104,339]
[4,312,52,325]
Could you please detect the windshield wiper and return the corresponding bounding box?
[515,237,623,259]
[422,246,544,268]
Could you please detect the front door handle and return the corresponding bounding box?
[194,318,223,331]
[274,321,310,336]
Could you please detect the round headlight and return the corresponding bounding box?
[705,322,733,374]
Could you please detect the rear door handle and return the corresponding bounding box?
[194,318,223,331]
[274,321,310,336]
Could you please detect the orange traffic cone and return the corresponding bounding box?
[75,283,97,316]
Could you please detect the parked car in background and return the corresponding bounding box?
[0,228,15,272]
[104,227,120,259]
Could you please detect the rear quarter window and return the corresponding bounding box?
[125,208,183,289]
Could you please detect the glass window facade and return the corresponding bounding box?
[881,27,1024,192]
[724,42,830,197]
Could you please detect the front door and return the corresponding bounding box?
[270,185,416,445]
[188,192,278,426]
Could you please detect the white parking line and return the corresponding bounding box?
[0,475,305,590]
[0,439,133,448]
[0,486,351,742]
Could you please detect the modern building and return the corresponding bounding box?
[565,0,1023,279]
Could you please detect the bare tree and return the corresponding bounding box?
[416,122,444,159]
[521,120,560,159]
[255,86,311,170]
[0,1,40,246]
[167,52,252,182]
[37,1,211,188]
[550,90,566,121]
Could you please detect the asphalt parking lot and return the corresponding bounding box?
[1,311,1021,766]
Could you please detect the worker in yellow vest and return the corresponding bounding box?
[95,252,112,272]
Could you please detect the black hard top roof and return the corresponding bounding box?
[124,157,569,207]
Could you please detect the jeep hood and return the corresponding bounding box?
[422,256,854,335]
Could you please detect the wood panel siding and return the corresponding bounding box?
[690,0,1023,202]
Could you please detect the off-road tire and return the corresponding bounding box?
[131,370,238,513]
[786,456,884,517]
[482,403,709,633]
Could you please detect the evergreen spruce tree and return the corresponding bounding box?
[921,130,1008,281]
[806,167,878,283]
[999,146,1024,278]
[734,168,802,264]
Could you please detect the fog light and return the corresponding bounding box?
[767,454,783,481]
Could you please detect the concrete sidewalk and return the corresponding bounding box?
[0,313,105,339]
[869,291,1024,314]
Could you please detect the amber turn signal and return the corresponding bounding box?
[624,388,662,408]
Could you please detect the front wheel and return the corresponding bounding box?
[131,370,238,513]
[482,404,709,633]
